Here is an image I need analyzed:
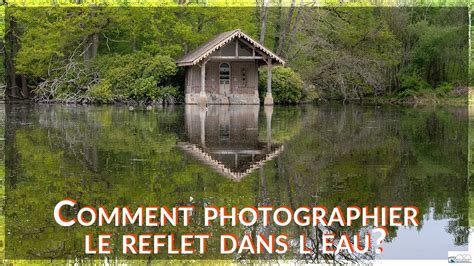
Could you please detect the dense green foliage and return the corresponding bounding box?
[5,7,257,103]
[3,7,468,103]
[92,52,179,103]
[382,8,468,102]
[259,66,304,104]
[5,0,470,7]
[289,8,467,101]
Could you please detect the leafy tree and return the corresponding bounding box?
[259,66,304,104]
[93,52,178,103]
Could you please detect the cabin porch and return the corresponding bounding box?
[184,61,260,105]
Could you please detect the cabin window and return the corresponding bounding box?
[241,68,247,87]
[219,63,230,85]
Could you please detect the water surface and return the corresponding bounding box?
[4,103,469,262]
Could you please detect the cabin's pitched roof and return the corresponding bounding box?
[177,142,285,181]
[176,29,285,66]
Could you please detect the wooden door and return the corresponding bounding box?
[219,63,230,96]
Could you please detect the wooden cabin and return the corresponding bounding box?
[176,29,285,105]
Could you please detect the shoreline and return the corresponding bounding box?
[1,91,470,107]
[1,99,469,106]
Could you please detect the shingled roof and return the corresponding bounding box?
[176,29,285,66]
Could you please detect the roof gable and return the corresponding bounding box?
[178,142,285,181]
[176,29,285,66]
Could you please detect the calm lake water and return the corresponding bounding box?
[4,103,469,262]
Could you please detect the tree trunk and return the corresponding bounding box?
[273,4,283,50]
[276,0,296,56]
[91,32,99,59]
[259,0,269,44]
[83,36,90,62]
[131,35,137,52]
[83,33,99,62]
[20,74,28,98]
[255,0,262,37]
[6,14,19,98]
[286,0,304,53]
[84,7,100,62]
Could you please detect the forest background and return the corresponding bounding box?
[0,1,470,105]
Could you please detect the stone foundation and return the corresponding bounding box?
[185,93,260,105]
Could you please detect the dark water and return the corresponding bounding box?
[4,103,469,262]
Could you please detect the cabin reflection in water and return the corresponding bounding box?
[179,105,283,180]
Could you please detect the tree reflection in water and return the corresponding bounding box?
[4,103,469,261]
